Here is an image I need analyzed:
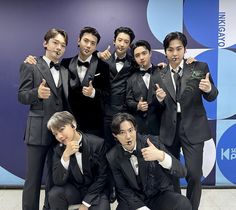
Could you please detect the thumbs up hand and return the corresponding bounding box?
[137,96,148,112]
[82,80,94,97]
[38,79,51,99]
[155,84,166,102]
[99,45,111,60]
[141,138,165,161]
[199,72,212,93]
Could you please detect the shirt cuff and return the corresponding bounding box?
[89,88,95,98]
[158,152,172,169]
[82,201,91,208]
[61,157,70,170]
[137,206,150,210]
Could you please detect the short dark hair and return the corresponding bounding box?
[111,113,137,135]
[114,27,135,44]
[163,31,187,52]
[79,26,101,44]
[44,28,68,46]
[131,40,151,55]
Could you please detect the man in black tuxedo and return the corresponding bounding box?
[18,28,70,210]
[155,32,218,210]
[99,26,136,149]
[126,40,163,136]
[106,112,192,210]
[62,27,110,138]
[47,111,110,210]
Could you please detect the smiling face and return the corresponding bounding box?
[44,34,66,63]
[78,32,97,60]
[113,120,137,151]
[51,124,77,145]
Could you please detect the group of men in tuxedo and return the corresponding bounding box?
[18,26,218,210]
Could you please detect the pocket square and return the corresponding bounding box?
[94,73,101,77]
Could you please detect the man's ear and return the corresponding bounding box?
[112,133,118,141]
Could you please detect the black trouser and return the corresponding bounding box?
[166,114,204,210]
[23,144,53,210]
[48,183,110,210]
[117,191,192,210]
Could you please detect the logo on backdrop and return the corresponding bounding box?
[216,124,236,184]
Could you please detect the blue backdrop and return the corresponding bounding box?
[0,0,235,187]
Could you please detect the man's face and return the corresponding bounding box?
[51,124,76,145]
[44,34,66,62]
[165,39,186,68]
[113,32,131,57]
[133,46,151,69]
[113,120,136,151]
[78,32,97,60]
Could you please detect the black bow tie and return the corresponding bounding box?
[140,67,153,76]
[124,150,138,158]
[116,57,126,63]
[77,60,90,68]
[50,61,60,70]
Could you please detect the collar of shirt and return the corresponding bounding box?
[78,54,92,65]
[115,52,126,61]
[140,64,152,72]
[122,142,137,154]
[43,56,60,67]
[169,60,184,75]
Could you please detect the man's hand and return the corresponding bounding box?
[79,203,89,210]
[157,62,167,69]
[62,141,79,162]
[82,81,94,97]
[137,97,148,112]
[155,84,166,102]
[141,138,165,162]
[99,45,111,60]
[199,72,212,93]
[38,79,50,99]
[186,57,197,64]
[24,55,37,64]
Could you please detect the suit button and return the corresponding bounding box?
[173,120,176,123]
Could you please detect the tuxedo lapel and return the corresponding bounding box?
[180,62,195,96]
[69,56,81,88]
[36,58,58,96]
[160,66,176,102]
[81,55,98,86]
[136,138,147,189]
[109,54,118,77]
[61,67,69,99]
[70,154,84,183]
[81,137,92,181]
[119,148,141,190]
[137,74,148,100]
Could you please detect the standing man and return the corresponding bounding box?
[126,40,163,136]
[47,111,110,210]
[100,26,136,149]
[106,112,192,210]
[62,26,110,138]
[18,28,69,210]
[155,31,218,210]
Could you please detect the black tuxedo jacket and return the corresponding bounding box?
[106,134,187,209]
[126,65,163,135]
[61,55,110,133]
[18,57,69,145]
[52,133,108,205]
[157,61,218,145]
[104,53,135,116]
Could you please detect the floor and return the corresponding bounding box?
[0,188,235,210]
